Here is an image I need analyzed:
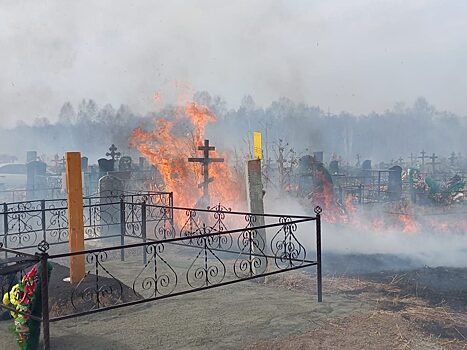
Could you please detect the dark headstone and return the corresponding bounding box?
[329,160,339,175]
[98,158,115,175]
[81,157,89,171]
[313,151,324,163]
[99,175,124,236]
[362,160,371,170]
[119,156,132,172]
[361,159,372,185]
[388,165,402,200]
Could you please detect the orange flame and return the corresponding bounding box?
[129,102,244,215]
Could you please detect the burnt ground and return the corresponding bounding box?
[47,262,141,318]
[0,253,465,349]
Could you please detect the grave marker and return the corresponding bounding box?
[99,175,124,236]
[65,152,85,283]
[188,139,224,207]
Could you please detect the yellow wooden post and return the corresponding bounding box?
[253,131,262,160]
[65,152,85,283]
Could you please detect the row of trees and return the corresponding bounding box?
[1,95,466,164]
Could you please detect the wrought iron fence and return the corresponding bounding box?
[0,199,322,350]
[0,191,173,252]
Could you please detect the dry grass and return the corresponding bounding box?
[261,271,467,350]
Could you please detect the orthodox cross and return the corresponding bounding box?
[429,153,439,174]
[449,152,457,166]
[106,144,121,161]
[188,139,224,206]
[418,150,428,166]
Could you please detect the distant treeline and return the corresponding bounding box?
[0,93,466,164]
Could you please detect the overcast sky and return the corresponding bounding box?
[1,0,466,127]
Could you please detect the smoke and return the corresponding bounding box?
[264,192,467,269]
[1,1,467,127]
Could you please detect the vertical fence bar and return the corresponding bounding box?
[3,202,8,259]
[86,197,91,232]
[141,201,147,265]
[41,200,46,243]
[120,198,125,262]
[40,252,50,350]
[377,171,381,200]
[169,192,174,229]
[316,211,322,302]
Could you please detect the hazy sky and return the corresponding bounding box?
[1,0,466,126]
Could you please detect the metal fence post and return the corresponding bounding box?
[120,198,125,261]
[40,252,50,350]
[169,192,174,229]
[3,202,8,259]
[41,200,47,243]
[315,209,322,302]
[358,184,363,204]
[141,201,147,265]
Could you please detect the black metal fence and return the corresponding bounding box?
[0,191,173,253]
[0,199,322,350]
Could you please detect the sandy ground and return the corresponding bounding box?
[0,248,465,349]
[1,280,363,349]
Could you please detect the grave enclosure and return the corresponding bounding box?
[0,145,323,350]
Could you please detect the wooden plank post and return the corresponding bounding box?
[246,159,268,281]
[65,152,85,283]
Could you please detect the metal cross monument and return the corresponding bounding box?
[188,139,224,206]
[106,144,121,161]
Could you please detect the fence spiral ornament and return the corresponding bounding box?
[271,216,306,269]
[186,237,226,289]
[71,251,123,311]
[132,243,177,298]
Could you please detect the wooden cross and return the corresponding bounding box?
[188,139,224,206]
[106,144,121,161]
[418,150,428,166]
[449,152,457,166]
[429,153,439,173]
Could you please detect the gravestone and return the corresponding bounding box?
[119,156,132,172]
[298,155,314,196]
[361,160,372,185]
[84,165,100,196]
[139,157,146,169]
[98,158,115,178]
[329,160,339,175]
[81,157,89,172]
[26,151,37,163]
[26,160,47,200]
[99,175,124,236]
[388,165,402,200]
[313,151,324,163]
